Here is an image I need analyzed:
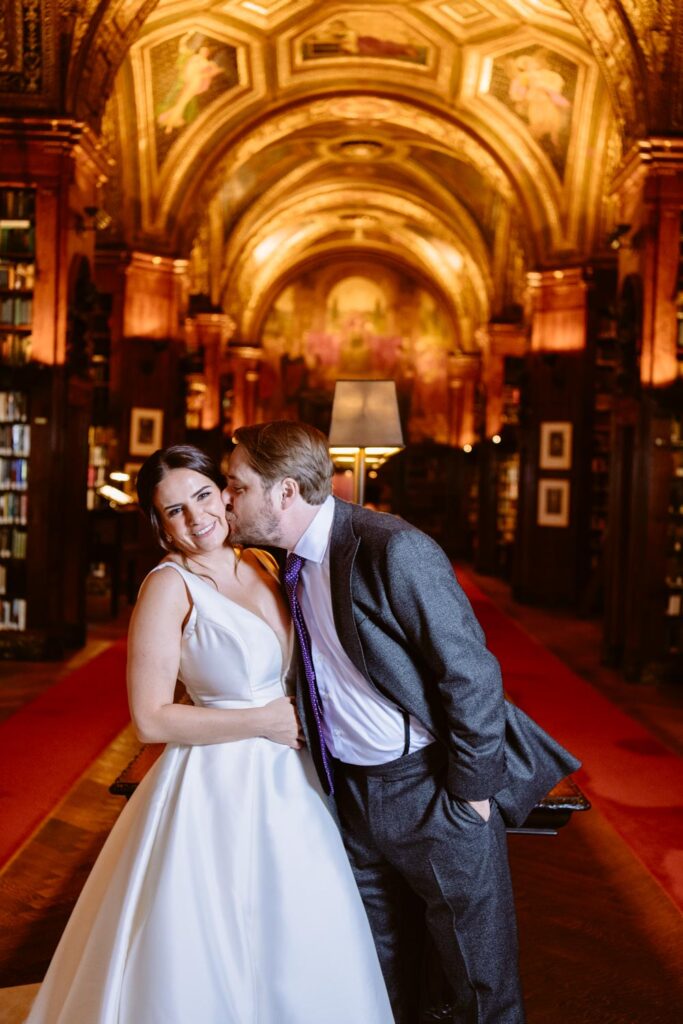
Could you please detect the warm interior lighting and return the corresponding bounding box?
[98,484,134,506]
[109,471,130,482]
[328,380,404,505]
[463,443,473,453]
[492,434,502,444]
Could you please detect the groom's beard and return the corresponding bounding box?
[227,504,283,548]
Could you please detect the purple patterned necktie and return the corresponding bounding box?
[284,552,334,794]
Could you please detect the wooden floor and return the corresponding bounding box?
[1,582,682,1022]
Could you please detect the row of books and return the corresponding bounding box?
[0,262,34,290]
[0,490,27,523]
[0,391,28,422]
[0,190,35,220]
[0,333,31,365]
[0,456,28,489]
[0,227,34,257]
[0,597,27,631]
[0,422,30,455]
[0,295,32,325]
[0,526,26,559]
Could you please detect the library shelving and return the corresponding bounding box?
[588,314,618,583]
[495,450,520,577]
[662,410,683,665]
[0,386,29,631]
[0,188,35,366]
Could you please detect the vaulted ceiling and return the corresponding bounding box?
[84,0,643,343]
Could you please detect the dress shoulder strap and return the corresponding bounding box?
[145,560,198,597]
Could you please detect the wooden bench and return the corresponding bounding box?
[110,745,589,835]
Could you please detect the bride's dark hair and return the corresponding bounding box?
[137,445,226,552]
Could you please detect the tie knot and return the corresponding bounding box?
[284,552,304,590]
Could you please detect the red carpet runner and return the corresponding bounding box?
[457,569,683,915]
[0,640,130,868]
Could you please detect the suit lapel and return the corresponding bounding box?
[329,499,369,680]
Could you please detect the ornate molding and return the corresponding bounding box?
[66,0,159,126]
[0,0,57,108]
[560,1,647,140]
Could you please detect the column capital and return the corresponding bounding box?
[612,138,683,197]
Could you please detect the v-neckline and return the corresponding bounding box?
[171,562,292,672]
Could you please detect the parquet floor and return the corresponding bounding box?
[1,588,682,1023]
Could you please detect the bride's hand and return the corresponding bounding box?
[260,696,305,749]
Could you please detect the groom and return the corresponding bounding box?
[225,420,579,1024]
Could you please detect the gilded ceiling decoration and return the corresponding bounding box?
[3,1,677,140]
[0,0,56,108]
[84,0,627,351]
[4,0,680,359]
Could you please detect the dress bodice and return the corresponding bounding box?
[148,561,290,707]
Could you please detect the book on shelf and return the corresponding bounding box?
[0,262,35,290]
[0,456,28,489]
[0,295,32,325]
[0,597,27,631]
[0,391,28,421]
[0,491,28,524]
[0,526,26,559]
[0,191,35,219]
[0,226,35,257]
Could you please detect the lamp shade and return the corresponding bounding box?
[328,380,404,447]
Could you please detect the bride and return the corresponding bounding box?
[27,445,393,1023]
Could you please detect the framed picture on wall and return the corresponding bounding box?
[537,479,570,527]
[539,421,572,470]
[129,408,163,457]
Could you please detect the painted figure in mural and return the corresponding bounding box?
[506,51,571,151]
[26,446,393,1024]
[157,34,226,135]
[303,18,428,64]
[225,420,580,1024]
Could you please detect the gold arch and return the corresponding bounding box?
[152,93,569,264]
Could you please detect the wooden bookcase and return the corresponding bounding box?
[0,181,93,657]
[0,188,35,366]
[0,384,29,631]
[618,386,683,681]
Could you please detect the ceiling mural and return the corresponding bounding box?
[6,1,678,142]
[151,32,240,166]
[300,15,431,66]
[487,45,578,179]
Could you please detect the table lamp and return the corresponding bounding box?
[328,379,404,505]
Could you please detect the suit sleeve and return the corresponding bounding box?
[382,529,506,801]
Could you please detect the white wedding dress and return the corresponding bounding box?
[27,562,393,1024]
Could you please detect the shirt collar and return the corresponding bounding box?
[293,495,335,564]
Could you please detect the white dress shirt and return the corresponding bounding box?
[293,496,434,765]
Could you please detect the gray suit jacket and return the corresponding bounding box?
[295,497,580,828]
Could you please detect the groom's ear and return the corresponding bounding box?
[279,476,298,508]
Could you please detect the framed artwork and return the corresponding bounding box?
[129,408,163,457]
[539,421,572,470]
[537,479,570,527]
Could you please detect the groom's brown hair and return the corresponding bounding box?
[233,421,333,505]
